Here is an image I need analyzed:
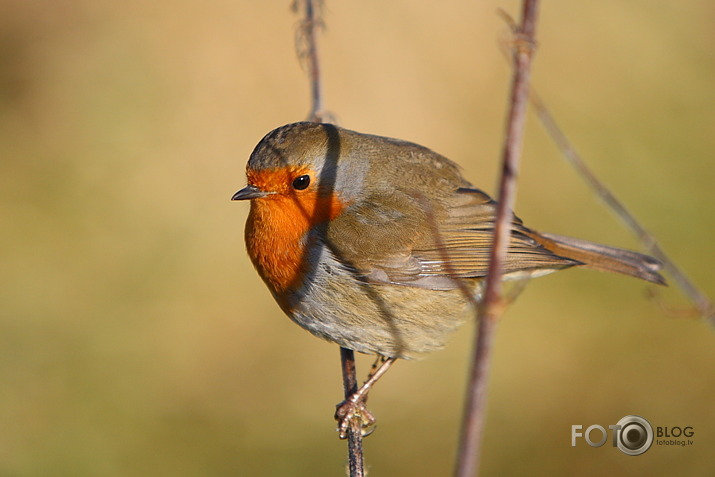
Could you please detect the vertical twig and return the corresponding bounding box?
[294,0,327,122]
[340,347,365,477]
[294,2,363,473]
[497,10,713,324]
[454,2,540,477]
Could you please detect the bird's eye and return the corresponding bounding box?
[292,175,311,190]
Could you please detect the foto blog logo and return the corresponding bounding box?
[571,415,695,456]
[571,415,653,456]
[571,415,694,456]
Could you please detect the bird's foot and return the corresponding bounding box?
[335,394,376,439]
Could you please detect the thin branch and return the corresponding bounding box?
[293,0,328,122]
[495,9,714,326]
[454,2,540,477]
[293,2,363,473]
[529,91,715,326]
[339,347,365,477]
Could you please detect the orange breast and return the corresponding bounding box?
[245,184,347,296]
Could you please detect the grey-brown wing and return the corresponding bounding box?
[409,188,579,284]
[325,187,578,290]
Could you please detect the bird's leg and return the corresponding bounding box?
[335,356,396,439]
[364,354,389,398]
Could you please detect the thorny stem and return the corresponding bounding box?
[454,2,540,477]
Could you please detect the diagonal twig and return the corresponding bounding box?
[496,10,713,326]
[528,91,715,326]
[454,1,540,476]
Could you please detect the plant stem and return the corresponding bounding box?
[340,347,364,477]
[453,2,540,476]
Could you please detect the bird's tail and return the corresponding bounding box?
[528,231,666,285]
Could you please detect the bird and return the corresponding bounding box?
[232,121,665,436]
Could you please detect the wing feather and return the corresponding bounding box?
[325,186,578,290]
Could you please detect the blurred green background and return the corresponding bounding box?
[1,1,713,475]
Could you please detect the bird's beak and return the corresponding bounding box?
[231,184,270,201]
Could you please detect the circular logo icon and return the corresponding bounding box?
[616,415,653,456]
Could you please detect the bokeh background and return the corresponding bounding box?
[1,1,713,475]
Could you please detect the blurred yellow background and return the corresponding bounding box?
[1,1,713,475]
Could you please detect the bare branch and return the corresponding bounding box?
[529,91,715,326]
[339,347,365,477]
[293,0,330,122]
[454,2,540,476]
[293,2,363,473]
[495,9,713,326]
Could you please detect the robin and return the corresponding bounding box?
[232,121,665,436]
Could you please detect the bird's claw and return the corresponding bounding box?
[335,396,376,439]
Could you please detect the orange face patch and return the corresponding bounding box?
[244,167,347,295]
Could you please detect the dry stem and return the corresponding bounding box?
[293,0,328,122]
[454,2,540,476]
[292,2,365,474]
[339,347,365,477]
[529,91,715,326]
